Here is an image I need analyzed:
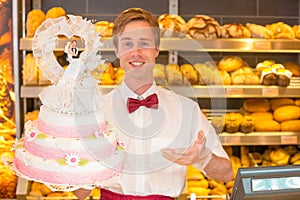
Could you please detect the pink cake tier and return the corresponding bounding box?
[13,120,124,191]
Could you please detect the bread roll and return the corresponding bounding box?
[94,21,114,37]
[180,64,198,85]
[220,23,252,38]
[45,7,66,19]
[283,62,300,77]
[243,98,271,113]
[270,148,290,165]
[26,9,45,37]
[281,120,300,131]
[254,120,280,132]
[158,14,187,37]
[290,152,300,163]
[246,23,272,39]
[218,56,244,72]
[240,116,255,133]
[22,53,38,85]
[295,99,300,107]
[166,64,183,85]
[270,98,295,110]
[273,105,300,122]
[153,64,167,85]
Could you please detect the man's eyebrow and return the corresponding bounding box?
[120,37,132,41]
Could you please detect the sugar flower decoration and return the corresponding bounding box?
[25,128,39,141]
[65,153,80,167]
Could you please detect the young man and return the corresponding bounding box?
[74,8,233,200]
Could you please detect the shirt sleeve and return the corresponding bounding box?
[191,102,229,160]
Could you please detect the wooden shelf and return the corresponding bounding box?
[20,37,300,53]
[21,83,300,98]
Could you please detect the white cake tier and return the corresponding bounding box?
[39,84,105,115]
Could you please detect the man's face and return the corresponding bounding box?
[115,20,159,81]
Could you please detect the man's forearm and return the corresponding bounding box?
[204,154,233,183]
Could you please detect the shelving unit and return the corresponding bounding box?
[19,37,300,147]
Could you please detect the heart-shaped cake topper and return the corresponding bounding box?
[32,15,105,84]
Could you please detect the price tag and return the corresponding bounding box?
[226,88,243,96]
[254,41,272,50]
[281,135,298,144]
[262,87,279,97]
[224,136,241,144]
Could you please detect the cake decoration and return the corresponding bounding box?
[11,15,124,191]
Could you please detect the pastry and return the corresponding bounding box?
[266,22,295,39]
[94,21,114,37]
[186,15,221,39]
[270,148,290,165]
[273,105,300,122]
[218,56,244,72]
[290,152,300,164]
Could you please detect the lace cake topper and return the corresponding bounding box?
[32,15,105,84]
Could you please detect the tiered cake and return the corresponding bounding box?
[12,15,123,191]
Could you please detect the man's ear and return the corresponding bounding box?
[155,46,160,58]
[114,49,120,58]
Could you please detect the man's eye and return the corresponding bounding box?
[140,42,151,48]
[121,42,133,48]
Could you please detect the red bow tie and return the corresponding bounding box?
[127,93,159,113]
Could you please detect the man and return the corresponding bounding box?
[74,8,233,200]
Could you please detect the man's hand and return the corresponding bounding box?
[161,131,210,165]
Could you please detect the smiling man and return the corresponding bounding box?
[74,8,233,200]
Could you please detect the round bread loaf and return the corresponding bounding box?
[270,98,295,110]
[218,56,244,72]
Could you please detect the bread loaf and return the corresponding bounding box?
[270,98,295,110]
[273,105,300,122]
[218,56,244,72]
[254,120,280,132]
[249,112,273,122]
[280,120,300,131]
[158,14,187,37]
[243,98,271,113]
[94,21,114,37]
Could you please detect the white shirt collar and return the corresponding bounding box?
[119,80,159,101]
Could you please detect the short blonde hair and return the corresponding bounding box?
[112,8,160,49]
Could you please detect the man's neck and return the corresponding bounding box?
[124,78,153,96]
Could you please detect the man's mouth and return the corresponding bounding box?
[130,61,145,67]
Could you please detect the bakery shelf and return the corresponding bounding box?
[219,132,300,146]
[19,37,300,53]
[20,84,300,98]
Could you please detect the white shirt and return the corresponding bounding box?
[101,81,228,197]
